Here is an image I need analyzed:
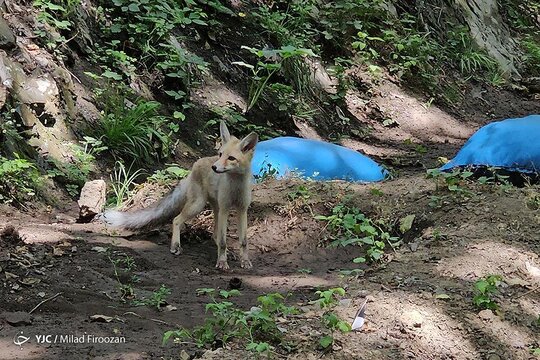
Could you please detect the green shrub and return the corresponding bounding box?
[0,156,43,207]
[95,100,177,164]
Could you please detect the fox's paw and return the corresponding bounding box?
[240,259,252,269]
[170,243,183,255]
[215,259,230,270]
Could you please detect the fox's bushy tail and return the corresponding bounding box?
[102,179,188,230]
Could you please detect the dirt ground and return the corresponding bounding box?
[1,59,540,360]
[1,168,539,360]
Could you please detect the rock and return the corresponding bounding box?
[401,309,423,328]
[3,311,32,326]
[457,0,519,75]
[306,58,338,95]
[179,350,190,360]
[89,314,114,323]
[478,309,495,321]
[523,77,540,93]
[0,15,16,50]
[78,180,106,221]
[55,214,77,224]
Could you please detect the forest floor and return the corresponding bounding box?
[1,76,540,359]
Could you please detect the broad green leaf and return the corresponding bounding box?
[399,214,415,233]
[319,335,333,349]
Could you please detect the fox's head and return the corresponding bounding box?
[212,121,258,174]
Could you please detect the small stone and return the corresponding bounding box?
[401,310,423,328]
[55,214,77,224]
[180,350,190,360]
[78,180,107,221]
[478,309,495,321]
[0,17,16,49]
[4,311,33,326]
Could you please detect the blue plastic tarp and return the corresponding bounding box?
[252,137,387,182]
[440,115,540,174]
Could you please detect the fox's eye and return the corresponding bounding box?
[228,156,236,161]
[218,152,223,157]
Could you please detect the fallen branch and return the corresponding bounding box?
[515,285,540,299]
[29,292,62,314]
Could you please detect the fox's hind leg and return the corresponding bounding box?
[170,198,205,255]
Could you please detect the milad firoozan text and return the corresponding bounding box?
[34,334,126,344]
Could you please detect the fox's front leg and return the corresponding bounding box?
[238,208,252,269]
[215,207,230,270]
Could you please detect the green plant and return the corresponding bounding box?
[134,284,171,310]
[318,0,387,46]
[206,106,281,140]
[157,40,209,100]
[32,0,81,59]
[94,0,210,103]
[147,165,190,186]
[446,26,498,75]
[109,161,143,207]
[164,290,297,354]
[233,45,316,112]
[312,287,345,309]
[309,288,351,350]
[328,57,353,100]
[252,1,318,49]
[315,201,400,263]
[522,37,540,75]
[298,268,312,275]
[338,268,364,277]
[431,229,447,241]
[81,136,108,156]
[287,184,312,201]
[106,249,139,302]
[426,168,474,194]
[527,192,540,210]
[33,0,78,30]
[96,99,177,164]
[101,0,208,55]
[319,312,351,349]
[253,163,279,183]
[0,155,43,207]
[47,143,96,197]
[0,107,26,154]
[473,275,502,310]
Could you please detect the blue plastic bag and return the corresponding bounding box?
[252,137,387,182]
[440,115,540,174]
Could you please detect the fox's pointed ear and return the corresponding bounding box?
[220,121,231,143]
[240,132,258,153]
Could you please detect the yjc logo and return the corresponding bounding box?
[13,331,30,348]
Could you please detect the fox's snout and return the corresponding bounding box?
[212,163,227,173]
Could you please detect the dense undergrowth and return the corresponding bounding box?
[1,0,539,199]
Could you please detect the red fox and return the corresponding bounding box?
[102,121,258,270]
